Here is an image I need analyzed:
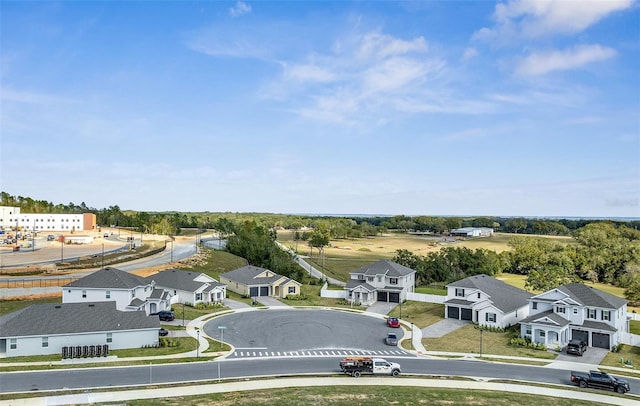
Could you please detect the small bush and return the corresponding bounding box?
[285,294,306,301]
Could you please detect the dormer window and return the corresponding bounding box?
[532,302,537,310]
[556,306,565,314]
[477,292,481,299]
[455,288,464,297]
[390,278,398,285]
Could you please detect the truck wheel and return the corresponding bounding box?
[391,369,400,377]
[353,371,361,378]
[579,381,587,388]
[616,386,626,394]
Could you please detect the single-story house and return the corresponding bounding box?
[63,267,172,315]
[344,260,416,306]
[0,302,159,358]
[450,227,494,238]
[220,265,301,298]
[444,274,531,329]
[519,283,628,350]
[147,269,226,306]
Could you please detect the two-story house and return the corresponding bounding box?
[63,267,172,315]
[147,269,226,306]
[344,260,416,306]
[519,283,628,350]
[444,274,531,329]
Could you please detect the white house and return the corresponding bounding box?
[148,269,226,306]
[0,302,159,358]
[444,274,531,329]
[450,227,494,237]
[63,267,172,315]
[519,283,628,350]
[220,266,302,298]
[344,260,416,306]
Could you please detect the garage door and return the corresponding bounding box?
[592,332,610,349]
[377,291,388,302]
[461,308,472,321]
[249,287,259,297]
[572,329,589,344]
[389,292,400,303]
[447,306,459,319]
[260,286,269,296]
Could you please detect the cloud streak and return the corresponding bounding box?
[515,44,617,76]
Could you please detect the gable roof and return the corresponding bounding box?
[556,283,627,309]
[0,302,159,338]
[447,274,532,313]
[520,309,571,327]
[147,269,224,293]
[351,260,416,277]
[65,267,149,290]
[221,265,292,286]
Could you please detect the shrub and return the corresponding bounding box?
[285,294,306,301]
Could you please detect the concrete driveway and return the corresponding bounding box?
[255,296,288,307]
[554,346,609,365]
[366,301,397,315]
[421,318,468,338]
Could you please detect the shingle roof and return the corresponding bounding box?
[65,267,149,289]
[351,260,416,277]
[557,283,627,309]
[221,266,287,286]
[147,269,224,293]
[447,274,532,313]
[520,309,571,327]
[0,302,159,338]
[345,279,376,291]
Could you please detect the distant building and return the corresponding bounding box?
[449,227,494,237]
[220,266,301,298]
[0,206,97,233]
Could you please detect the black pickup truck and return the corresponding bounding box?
[570,370,630,394]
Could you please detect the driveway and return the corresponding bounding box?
[255,296,288,307]
[553,346,609,365]
[366,301,397,315]
[421,318,468,338]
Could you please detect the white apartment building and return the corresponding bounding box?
[0,206,96,232]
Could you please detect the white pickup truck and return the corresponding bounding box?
[339,357,401,377]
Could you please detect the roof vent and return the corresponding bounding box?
[55,305,61,309]
[88,304,95,307]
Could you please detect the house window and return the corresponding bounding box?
[556,307,565,314]
[540,331,546,337]
[532,302,537,310]
[390,278,398,285]
[477,292,481,299]
[602,310,611,321]
[455,288,464,297]
[573,308,578,314]
[358,275,365,281]
[42,337,49,348]
[10,339,17,350]
[588,308,596,319]
[525,326,531,335]
[106,333,112,343]
[288,286,296,294]
[485,313,496,323]
[367,276,374,282]
[377,275,382,282]
[195,293,203,301]
[82,290,87,298]
[106,290,111,299]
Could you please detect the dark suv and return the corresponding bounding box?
[567,339,587,356]
[157,311,175,321]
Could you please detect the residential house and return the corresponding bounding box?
[220,265,301,298]
[344,260,416,306]
[450,227,494,237]
[63,267,172,315]
[0,302,159,358]
[519,283,628,350]
[148,269,226,306]
[444,274,531,329]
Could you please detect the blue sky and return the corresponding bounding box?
[1,1,639,218]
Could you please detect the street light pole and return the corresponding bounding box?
[101,243,105,268]
[480,328,483,358]
[196,328,200,358]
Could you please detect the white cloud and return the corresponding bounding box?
[515,44,617,76]
[462,47,478,62]
[230,1,252,17]
[356,32,428,60]
[282,62,337,83]
[475,0,634,41]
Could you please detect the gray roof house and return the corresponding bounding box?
[519,283,628,350]
[0,302,160,358]
[220,265,301,299]
[344,260,416,306]
[147,269,227,305]
[63,267,172,315]
[445,274,532,329]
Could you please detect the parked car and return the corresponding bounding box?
[567,339,587,356]
[47,235,55,241]
[157,311,175,321]
[571,370,630,394]
[387,317,400,328]
[385,332,398,346]
[158,328,169,337]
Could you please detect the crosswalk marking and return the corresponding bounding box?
[230,349,411,359]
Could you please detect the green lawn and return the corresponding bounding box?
[601,344,640,370]
[388,302,444,328]
[0,296,61,316]
[176,248,248,280]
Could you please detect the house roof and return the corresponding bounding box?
[351,260,416,277]
[520,309,571,327]
[581,319,617,332]
[0,302,159,338]
[221,265,296,286]
[556,283,627,309]
[444,298,475,306]
[65,267,149,290]
[345,279,376,291]
[447,274,532,313]
[148,269,224,293]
